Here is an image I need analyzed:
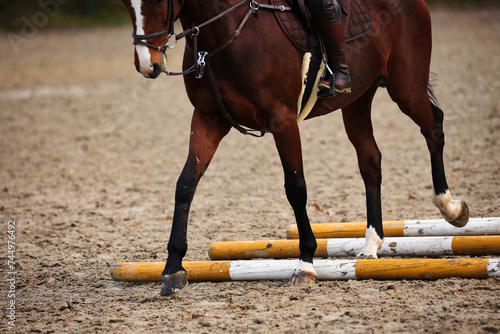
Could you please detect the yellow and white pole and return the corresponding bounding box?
[286,217,500,239]
[208,236,500,260]
[110,258,500,282]
[110,261,232,282]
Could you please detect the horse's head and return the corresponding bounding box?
[122,0,183,78]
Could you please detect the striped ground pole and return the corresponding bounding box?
[286,217,500,239]
[208,236,500,260]
[110,258,500,282]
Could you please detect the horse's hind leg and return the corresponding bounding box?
[385,15,469,227]
[272,110,317,284]
[387,86,469,227]
[161,108,230,296]
[342,84,385,258]
[427,98,469,226]
[379,1,469,227]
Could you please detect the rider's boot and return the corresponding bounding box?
[316,18,351,97]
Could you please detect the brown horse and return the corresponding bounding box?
[121,0,469,295]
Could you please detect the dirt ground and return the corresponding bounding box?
[1,5,499,334]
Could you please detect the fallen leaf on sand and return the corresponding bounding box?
[313,203,336,215]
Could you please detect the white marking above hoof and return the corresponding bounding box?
[433,190,469,227]
[356,226,383,259]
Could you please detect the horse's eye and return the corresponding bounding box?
[154,0,164,5]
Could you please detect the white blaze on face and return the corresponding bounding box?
[131,0,153,73]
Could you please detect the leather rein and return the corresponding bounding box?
[131,0,292,136]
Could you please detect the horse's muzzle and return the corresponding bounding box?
[136,63,162,79]
[148,63,162,78]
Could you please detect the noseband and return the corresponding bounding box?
[132,29,176,53]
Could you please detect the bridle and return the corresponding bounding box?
[132,29,176,54]
[131,0,179,49]
[129,0,292,136]
[130,0,290,76]
[131,0,180,71]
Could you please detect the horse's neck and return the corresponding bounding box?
[181,0,237,16]
[180,0,243,37]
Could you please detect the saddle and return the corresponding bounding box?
[271,0,372,52]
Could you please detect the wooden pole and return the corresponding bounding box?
[110,258,500,282]
[286,217,500,239]
[208,236,500,260]
[110,261,232,282]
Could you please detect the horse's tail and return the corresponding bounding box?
[427,81,444,125]
[427,81,440,110]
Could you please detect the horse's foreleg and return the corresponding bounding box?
[272,113,317,285]
[342,87,384,258]
[161,108,230,296]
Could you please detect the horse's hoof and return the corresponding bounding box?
[289,270,317,286]
[160,271,187,296]
[448,201,469,228]
[356,253,377,259]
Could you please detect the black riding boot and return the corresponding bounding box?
[316,19,351,98]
